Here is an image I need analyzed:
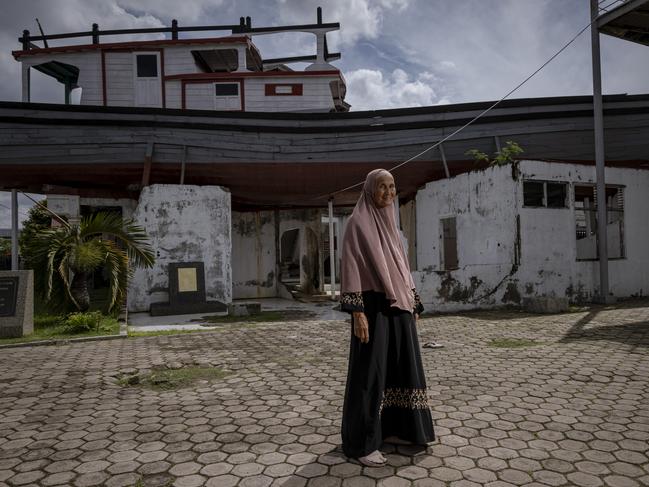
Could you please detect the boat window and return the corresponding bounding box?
[136,55,158,77]
[192,49,239,72]
[215,83,239,96]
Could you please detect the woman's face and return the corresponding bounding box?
[373,173,396,208]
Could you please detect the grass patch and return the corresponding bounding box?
[131,478,172,487]
[488,337,542,348]
[117,366,231,391]
[0,313,120,345]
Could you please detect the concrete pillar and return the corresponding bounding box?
[128,184,232,312]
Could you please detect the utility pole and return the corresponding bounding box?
[11,190,19,270]
[590,0,611,303]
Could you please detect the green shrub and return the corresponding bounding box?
[63,311,103,333]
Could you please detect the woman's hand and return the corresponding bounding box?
[352,311,369,344]
[415,313,419,324]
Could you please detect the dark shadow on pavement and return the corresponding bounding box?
[558,308,649,348]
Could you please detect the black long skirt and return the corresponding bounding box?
[341,291,435,458]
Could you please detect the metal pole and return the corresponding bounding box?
[439,143,450,178]
[11,190,19,270]
[590,0,610,303]
[180,145,187,185]
[21,64,30,102]
[328,199,336,299]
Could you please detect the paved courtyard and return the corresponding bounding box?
[1,301,648,487]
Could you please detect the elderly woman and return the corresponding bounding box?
[340,168,435,466]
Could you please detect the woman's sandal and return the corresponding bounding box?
[358,450,387,467]
[423,341,444,349]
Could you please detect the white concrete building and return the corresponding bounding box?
[413,160,649,312]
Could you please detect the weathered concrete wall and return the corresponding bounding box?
[128,184,231,312]
[414,164,519,312]
[414,160,649,312]
[519,160,649,302]
[232,211,277,299]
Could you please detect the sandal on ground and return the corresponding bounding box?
[423,341,444,349]
[358,450,387,467]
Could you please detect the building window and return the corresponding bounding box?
[136,55,158,77]
[440,217,458,270]
[523,180,568,208]
[575,185,625,260]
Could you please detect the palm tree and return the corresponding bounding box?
[29,211,155,312]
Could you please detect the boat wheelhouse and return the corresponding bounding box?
[13,8,349,113]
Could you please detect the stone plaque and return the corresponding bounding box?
[177,267,198,292]
[150,262,225,316]
[168,262,206,305]
[0,276,19,317]
[0,271,33,338]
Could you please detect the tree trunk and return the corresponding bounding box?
[70,271,90,311]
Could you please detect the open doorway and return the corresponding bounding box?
[280,228,300,283]
[302,227,320,294]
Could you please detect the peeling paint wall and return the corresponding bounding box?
[128,184,231,312]
[232,211,277,299]
[415,165,519,312]
[415,160,649,312]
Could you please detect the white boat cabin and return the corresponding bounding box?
[13,11,349,113]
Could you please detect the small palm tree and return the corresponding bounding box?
[30,212,155,312]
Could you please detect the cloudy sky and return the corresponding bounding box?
[1,0,648,228]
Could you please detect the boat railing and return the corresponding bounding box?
[18,7,339,51]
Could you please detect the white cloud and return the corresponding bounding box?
[345,67,439,110]
[115,0,223,23]
[275,0,412,46]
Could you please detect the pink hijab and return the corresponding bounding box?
[341,169,415,312]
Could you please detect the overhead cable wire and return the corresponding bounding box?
[321,0,621,201]
[20,192,70,227]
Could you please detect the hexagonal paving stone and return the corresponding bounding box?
[430,466,463,482]
[2,299,649,487]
